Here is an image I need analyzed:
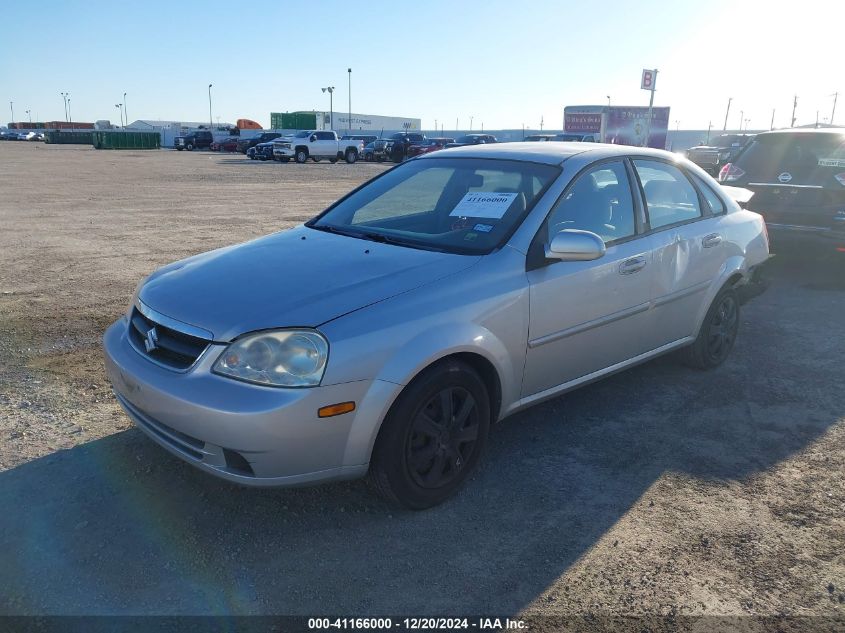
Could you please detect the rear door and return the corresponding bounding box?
[315,131,336,156]
[632,159,727,348]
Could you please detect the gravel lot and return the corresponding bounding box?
[0,142,843,626]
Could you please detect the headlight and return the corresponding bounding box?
[213,330,328,387]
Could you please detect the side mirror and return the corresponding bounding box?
[310,135,317,142]
[545,229,606,262]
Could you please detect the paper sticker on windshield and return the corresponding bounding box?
[473,223,494,233]
[450,192,518,219]
[818,158,845,167]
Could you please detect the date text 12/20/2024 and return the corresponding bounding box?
[308,618,528,630]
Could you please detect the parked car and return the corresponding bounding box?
[0,129,18,140]
[370,138,394,162]
[389,132,427,162]
[406,137,455,158]
[253,141,277,161]
[237,132,282,154]
[687,134,754,175]
[104,142,769,509]
[446,134,498,148]
[342,134,378,146]
[525,134,556,142]
[174,130,214,151]
[551,133,598,142]
[211,136,240,152]
[272,130,363,164]
[246,146,257,159]
[719,128,845,253]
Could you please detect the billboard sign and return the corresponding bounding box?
[564,112,603,133]
[605,106,670,149]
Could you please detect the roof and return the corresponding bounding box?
[425,141,677,165]
[755,127,845,137]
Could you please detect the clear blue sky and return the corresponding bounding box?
[1,0,841,130]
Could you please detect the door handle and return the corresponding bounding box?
[702,233,722,248]
[619,256,647,275]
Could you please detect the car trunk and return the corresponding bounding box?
[737,132,845,229]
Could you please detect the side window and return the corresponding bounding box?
[317,132,334,141]
[634,160,702,229]
[546,161,636,244]
[690,173,726,215]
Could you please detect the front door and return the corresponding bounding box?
[523,160,655,397]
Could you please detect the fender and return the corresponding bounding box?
[340,322,517,468]
[692,254,748,336]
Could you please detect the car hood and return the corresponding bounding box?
[138,225,480,341]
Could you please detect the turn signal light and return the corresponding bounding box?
[318,402,356,418]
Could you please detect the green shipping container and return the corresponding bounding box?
[43,131,94,145]
[92,131,160,150]
[270,111,317,131]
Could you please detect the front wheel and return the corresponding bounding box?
[368,360,490,509]
[681,286,740,369]
[345,149,358,164]
[295,149,308,163]
[186,143,194,151]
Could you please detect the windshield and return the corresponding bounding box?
[308,158,560,255]
[293,131,310,138]
[735,132,845,183]
[709,134,746,148]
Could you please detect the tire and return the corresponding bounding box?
[186,143,194,151]
[681,286,740,369]
[368,359,491,509]
[312,156,321,163]
[176,148,183,151]
[295,149,308,164]
[329,158,338,164]
[345,148,358,164]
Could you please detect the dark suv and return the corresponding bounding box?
[237,132,282,154]
[174,130,213,151]
[719,128,845,253]
[389,132,426,162]
[687,134,754,175]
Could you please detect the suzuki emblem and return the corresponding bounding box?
[144,327,159,353]
[777,172,792,183]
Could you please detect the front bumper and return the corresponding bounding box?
[764,222,845,250]
[272,147,294,158]
[103,318,376,486]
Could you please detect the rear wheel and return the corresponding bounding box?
[312,156,321,163]
[186,143,194,151]
[681,286,740,369]
[368,360,490,509]
[345,148,358,164]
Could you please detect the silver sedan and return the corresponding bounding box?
[104,142,769,509]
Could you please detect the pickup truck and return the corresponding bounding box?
[272,130,363,164]
[174,130,213,151]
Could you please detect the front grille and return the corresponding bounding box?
[128,307,210,370]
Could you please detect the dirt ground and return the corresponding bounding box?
[0,142,843,628]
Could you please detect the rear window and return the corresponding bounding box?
[735,133,845,182]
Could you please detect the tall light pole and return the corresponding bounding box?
[831,92,839,125]
[738,110,743,131]
[722,97,732,131]
[469,116,473,131]
[208,84,213,130]
[770,109,776,130]
[321,86,335,130]
[123,92,128,126]
[791,95,798,127]
[675,119,680,131]
[606,95,611,106]
[115,104,123,128]
[67,99,72,128]
[347,68,352,134]
[10,101,14,124]
[26,109,31,123]
[744,118,750,131]
[60,92,69,122]
[706,121,712,144]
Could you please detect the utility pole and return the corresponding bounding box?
[347,68,352,134]
[832,92,839,125]
[9,101,13,124]
[208,84,213,130]
[723,97,732,131]
[124,92,128,126]
[790,95,798,127]
[770,108,775,130]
